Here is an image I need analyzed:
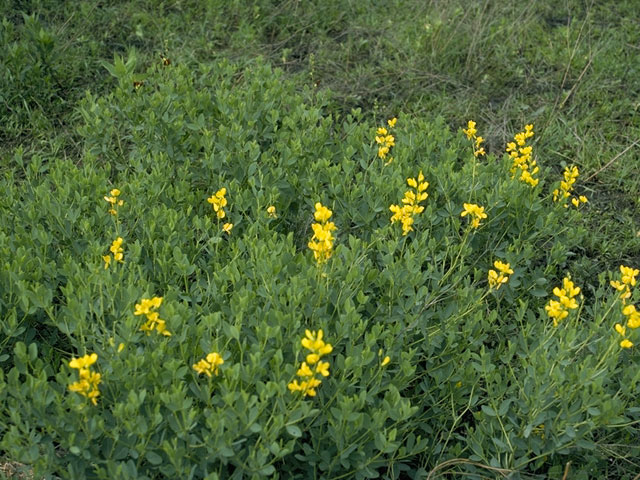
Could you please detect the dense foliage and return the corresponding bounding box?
[1,1,640,479]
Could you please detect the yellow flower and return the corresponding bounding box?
[620,339,633,349]
[494,260,514,275]
[615,323,626,336]
[68,353,101,405]
[508,125,538,187]
[296,362,314,378]
[488,262,511,289]
[207,188,228,219]
[621,265,640,286]
[193,352,224,377]
[381,356,391,367]
[135,296,170,336]
[223,223,233,234]
[390,172,428,235]
[463,120,477,140]
[545,276,580,326]
[267,205,277,218]
[103,255,111,269]
[309,203,336,264]
[460,203,487,229]
[104,188,124,215]
[291,329,332,397]
[623,305,640,329]
[314,203,332,222]
[69,353,98,370]
[315,361,330,377]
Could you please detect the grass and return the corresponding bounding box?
[1,0,639,477]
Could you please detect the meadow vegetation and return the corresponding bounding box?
[1,1,639,478]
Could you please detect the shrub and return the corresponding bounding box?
[1,56,638,479]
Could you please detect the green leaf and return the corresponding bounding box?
[286,425,302,438]
[481,405,497,417]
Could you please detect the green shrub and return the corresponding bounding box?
[1,56,639,479]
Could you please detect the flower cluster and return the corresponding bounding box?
[104,188,123,215]
[507,124,539,187]
[288,329,332,397]
[135,296,171,336]
[389,171,429,235]
[193,352,224,377]
[460,203,487,229]
[610,265,639,303]
[544,277,581,327]
[68,353,102,405]
[462,120,485,157]
[552,165,588,208]
[611,265,640,348]
[308,202,337,264]
[375,117,397,165]
[103,237,124,269]
[488,260,514,290]
[207,188,228,219]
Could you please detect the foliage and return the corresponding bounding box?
[2,0,640,478]
[1,56,639,479]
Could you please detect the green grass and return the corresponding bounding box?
[1,0,640,477]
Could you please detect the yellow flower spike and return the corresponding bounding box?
[508,125,538,186]
[309,204,336,264]
[545,277,581,326]
[291,329,332,397]
[68,353,101,404]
